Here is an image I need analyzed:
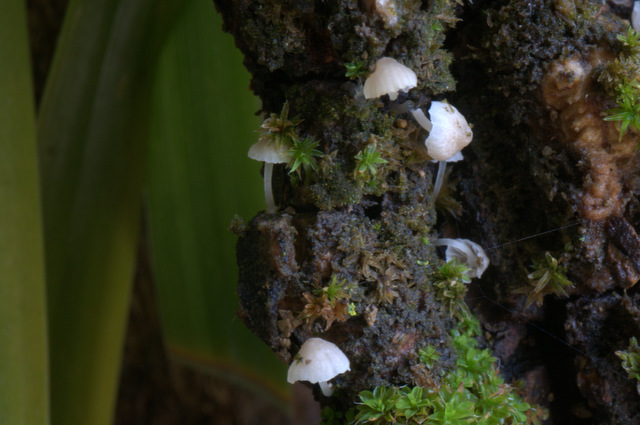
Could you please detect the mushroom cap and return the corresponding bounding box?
[424,101,473,161]
[287,338,350,384]
[248,138,290,164]
[363,57,417,101]
[435,238,489,279]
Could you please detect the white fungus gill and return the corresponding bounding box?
[362,57,432,132]
[434,238,489,279]
[286,337,350,396]
[248,139,290,214]
[363,57,417,101]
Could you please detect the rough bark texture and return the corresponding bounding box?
[217,0,640,424]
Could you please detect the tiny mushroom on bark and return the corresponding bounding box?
[248,138,290,214]
[361,60,473,200]
[362,57,431,132]
[363,57,417,101]
[434,238,489,279]
[287,337,350,396]
[425,101,473,199]
[425,101,473,161]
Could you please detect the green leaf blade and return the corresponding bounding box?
[145,0,289,406]
[0,1,49,424]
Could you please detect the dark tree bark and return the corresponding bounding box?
[216,0,640,424]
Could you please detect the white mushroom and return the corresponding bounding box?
[433,238,489,279]
[633,1,640,32]
[362,57,433,138]
[287,337,350,396]
[363,57,417,101]
[425,101,473,199]
[425,101,473,161]
[248,139,290,214]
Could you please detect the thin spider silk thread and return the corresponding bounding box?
[465,221,630,381]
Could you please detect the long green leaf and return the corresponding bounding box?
[0,1,48,424]
[37,0,184,424]
[146,0,289,402]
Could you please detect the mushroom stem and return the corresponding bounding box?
[263,162,276,214]
[411,108,433,132]
[432,160,446,200]
[319,381,334,396]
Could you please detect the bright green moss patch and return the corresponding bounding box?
[600,27,640,142]
[320,316,545,425]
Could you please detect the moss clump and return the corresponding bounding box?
[354,144,388,182]
[513,251,573,308]
[320,317,545,425]
[598,27,640,142]
[299,275,359,331]
[309,166,364,209]
[279,81,436,210]
[432,259,472,316]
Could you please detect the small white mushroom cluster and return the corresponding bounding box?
[363,57,473,199]
[287,337,350,396]
[434,238,489,279]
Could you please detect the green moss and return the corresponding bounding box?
[369,0,459,95]
[514,251,573,308]
[419,345,441,369]
[431,260,471,317]
[354,144,389,181]
[287,137,322,182]
[345,60,367,80]
[309,166,363,209]
[599,27,640,141]
[615,337,640,394]
[324,318,545,425]
[283,82,430,209]
[299,275,360,330]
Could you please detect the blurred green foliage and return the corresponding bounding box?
[1,1,289,425]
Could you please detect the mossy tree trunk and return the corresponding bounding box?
[214,0,640,424]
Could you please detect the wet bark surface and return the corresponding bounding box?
[216,0,640,423]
